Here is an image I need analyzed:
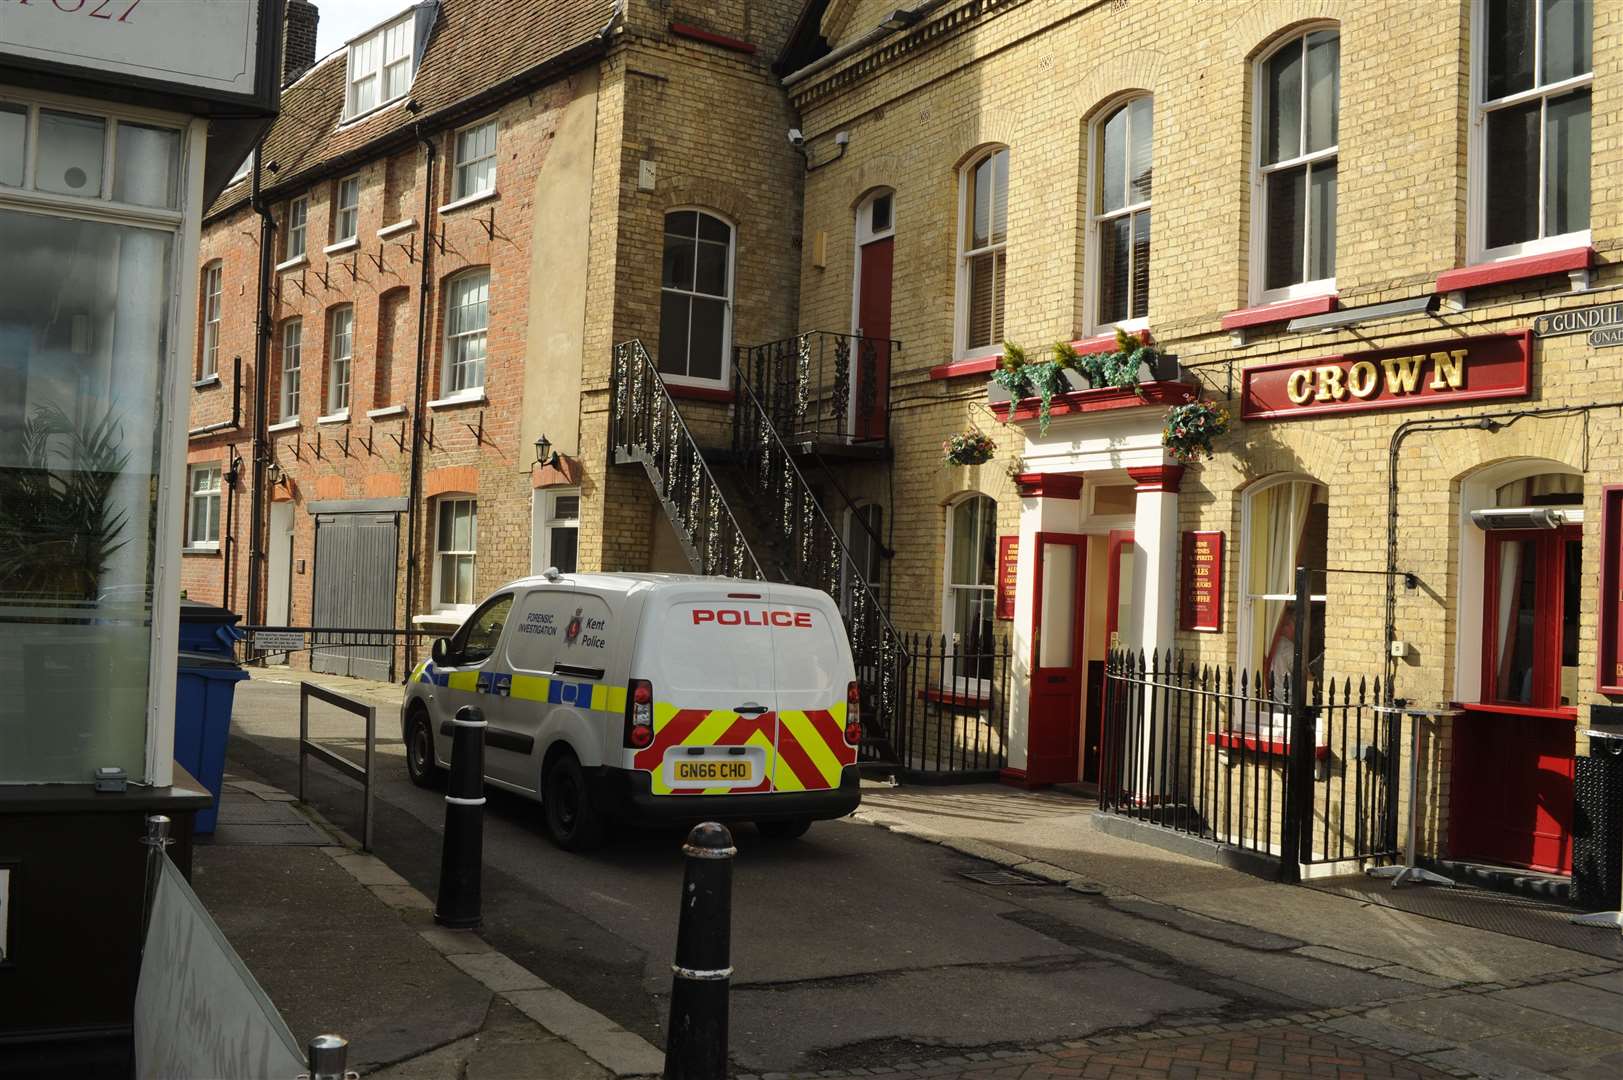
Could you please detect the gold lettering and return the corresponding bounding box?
[1382,355,1425,394]
[1314,365,1346,401]
[1287,368,1314,404]
[1429,349,1466,390]
[1346,360,1380,399]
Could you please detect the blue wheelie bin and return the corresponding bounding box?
[175,601,249,833]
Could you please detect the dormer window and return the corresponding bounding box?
[346,13,417,119]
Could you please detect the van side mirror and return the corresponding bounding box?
[431,637,450,665]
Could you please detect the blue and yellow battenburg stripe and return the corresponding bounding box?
[410,660,626,714]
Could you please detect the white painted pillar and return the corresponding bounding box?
[1006,473,1082,780]
[1126,465,1184,665]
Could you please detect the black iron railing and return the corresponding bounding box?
[735,332,898,446]
[1098,650,1397,869]
[892,629,1011,776]
[611,341,763,580]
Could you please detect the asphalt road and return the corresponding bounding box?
[225,675,1428,1074]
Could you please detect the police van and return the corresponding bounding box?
[402,572,863,849]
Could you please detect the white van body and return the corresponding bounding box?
[402,573,862,847]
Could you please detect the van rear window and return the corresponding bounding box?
[655,602,841,695]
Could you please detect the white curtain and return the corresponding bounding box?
[1246,480,1315,682]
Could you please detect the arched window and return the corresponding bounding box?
[1091,96,1152,328]
[1253,27,1339,303]
[659,209,734,386]
[1480,471,1582,707]
[1238,476,1328,685]
[944,495,998,654]
[956,148,1008,357]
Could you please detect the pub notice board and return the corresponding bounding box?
[996,536,1018,620]
[1599,487,1623,694]
[1180,531,1223,633]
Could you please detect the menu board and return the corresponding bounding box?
[1180,531,1223,633]
[996,536,1019,620]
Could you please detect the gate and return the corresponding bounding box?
[310,512,399,681]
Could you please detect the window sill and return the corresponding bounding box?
[664,383,734,403]
[1220,294,1337,332]
[181,546,221,557]
[1206,732,1331,760]
[275,254,309,273]
[414,610,470,627]
[990,378,1196,425]
[438,189,497,215]
[1069,328,1151,355]
[669,21,757,54]
[1435,246,1594,294]
[317,410,350,425]
[367,404,408,419]
[427,390,486,410]
[192,374,221,389]
[323,238,359,256]
[929,356,1001,380]
[1455,701,1578,720]
[268,418,301,433]
[378,219,417,239]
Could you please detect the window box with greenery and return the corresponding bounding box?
[987,330,1177,432]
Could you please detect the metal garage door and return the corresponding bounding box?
[310,512,398,681]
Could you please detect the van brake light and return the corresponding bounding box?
[625,679,655,748]
[844,681,862,745]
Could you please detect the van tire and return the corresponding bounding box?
[543,751,606,852]
[405,706,441,788]
[757,818,812,841]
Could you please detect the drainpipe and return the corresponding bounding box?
[247,158,275,627]
[403,126,437,670]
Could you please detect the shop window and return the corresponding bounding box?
[945,495,997,661]
[443,269,489,395]
[1481,473,1583,708]
[658,210,734,386]
[1253,27,1338,302]
[326,305,353,415]
[1472,0,1591,261]
[843,501,885,613]
[199,261,222,378]
[1239,477,1328,687]
[435,496,478,610]
[536,488,579,575]
[285,195,308,260]
[346,12,417,119]
[334,175,360,243]
[1091,96,1152,328]
[187,464,222,549]
[956,148,1008,357]
[453,119,498,201]
[280,318,302,421]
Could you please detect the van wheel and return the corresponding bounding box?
[757,818,812,841]
[544,752,606,852]
[405,707,441,788]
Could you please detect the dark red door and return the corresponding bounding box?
[1026,532,1086,785]
[855,237,893,441]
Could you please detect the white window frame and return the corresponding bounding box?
[443,268,489,397]
[954,147,1010,360]
[433,495,478,613]
[326,305,353,416]
[657,208,736,389]
[187,463,222,549]
[1086,96,1152,335]
[334,174,360,243]
[279,317,302,421]
[841,499,886,616]
[452,119,498,202]
[941,494,997,643]
[532,487,581,575]
[1467,0,1594,265]
[229,149,254,185]
[285,195,308,260]
[1249,26,1339,306]
[1235,475,1328,706]
[199,261,222,378]
[849,189,895,335]
[344,13,416,121]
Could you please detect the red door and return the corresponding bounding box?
[1026,532,1086,785]
[854,237,893,441]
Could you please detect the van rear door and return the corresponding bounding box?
[632,585,779,795]
[763,583,856,793]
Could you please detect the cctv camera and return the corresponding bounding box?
[787,128,805,147]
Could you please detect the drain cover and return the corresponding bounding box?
[959,868,1049,886]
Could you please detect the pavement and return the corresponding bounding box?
[194,669,1623,1078]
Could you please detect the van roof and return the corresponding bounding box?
[498,572,823,599]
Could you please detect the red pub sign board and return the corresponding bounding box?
[1241,330,1532,421]
[996,536,1019,620]
[1180,531,1223,633]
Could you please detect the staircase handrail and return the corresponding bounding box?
[612,340,764,580]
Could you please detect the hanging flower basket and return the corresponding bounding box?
[942,429,997,467]
[1162,395,1231,463]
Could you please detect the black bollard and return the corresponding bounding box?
[663,822,735,1080]
[434,705,486,929]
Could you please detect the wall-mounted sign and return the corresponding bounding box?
[1590,328,1623,349]
[1180,531,1223,633]
[1598,487,1623,696]
[996,536,1019,621]
[1533,301,1623,338]
[1241,331,1531,421]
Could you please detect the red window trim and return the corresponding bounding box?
[1455,701,1578,721]
[1206,732,1331,759]
[990,379,1195,423]
[917,687,991,708]
[929,355,1001,380]
[664,383,736,404]
[1479,525,1582,711]
[1068,328,1150,355]
[668,22,757,54]
[1219,294,1337,332]
[1435,246,1594,293]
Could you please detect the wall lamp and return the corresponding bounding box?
[534,433,558,468]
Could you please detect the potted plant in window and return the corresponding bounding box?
[1162,394,1231,463]
[987,341,1089,433]
[942,428,997,467]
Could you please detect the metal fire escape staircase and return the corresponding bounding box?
[609,337,904,764]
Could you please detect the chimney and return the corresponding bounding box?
[283,0,320,87]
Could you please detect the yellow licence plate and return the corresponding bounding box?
[674,760,755,784]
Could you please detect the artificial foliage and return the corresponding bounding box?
[942,428,997,467]
[990,329,1168,434]
[1162,395,1232,463]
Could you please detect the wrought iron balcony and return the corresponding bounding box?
[733,331,899,456]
